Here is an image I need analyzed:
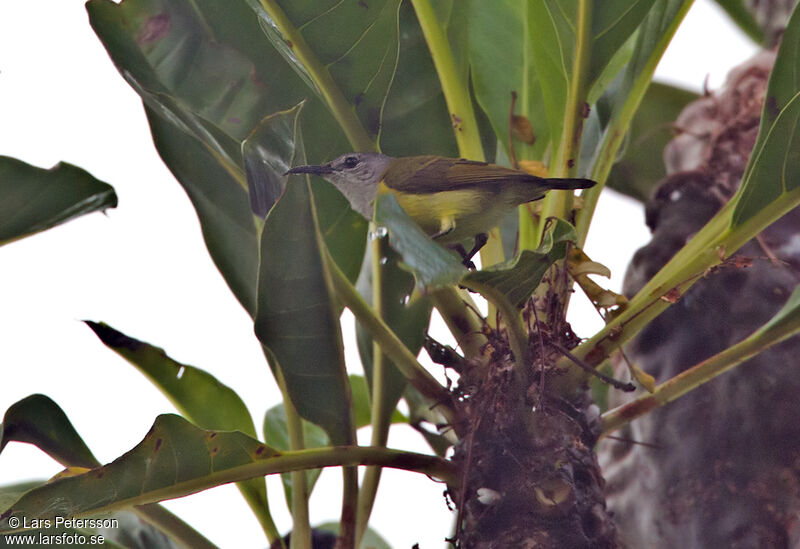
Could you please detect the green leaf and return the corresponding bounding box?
[607,82,699,201]
[525,0,655,151]
[755,285,800,337]
[263,405,328,508]
[0,157,117,247]
[0,399,217,548]
[463,219,577,307]
[468,0,550,160]
[243,103,368,283]
[0,414,280,530]
[355,244,432,424]
[0,483,144,548]
[145,107,260,314]
[0,483,177,549]
[245,0,402,144]
[262,375,405,507]
[0,415,452,532]
[588,0,657,84]
[712,0,766,44]
[380,2,459,158]
[82,321,276,539]
[732,3,800,226]
[83,322,257,437]
[348,373,407,429]
[87,0,365,311]
[255,162,354,445]
[0,395,99,468]
[373,193,467,288]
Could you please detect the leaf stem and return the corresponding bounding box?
[534,0,592,246]
[355,237,390,546]
[256,1,375,151]
[277,370,311,549]
[575,0,694,246]
[600,290,800,437]
[460,279,528,384]
[326,246,456,423]
[409,0,483,161]
[430,287,488,358]
[561,184,800,387]
[409,0,506,269]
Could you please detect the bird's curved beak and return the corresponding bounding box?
[284,163,333,176]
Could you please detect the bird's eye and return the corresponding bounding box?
[343,156,359,169]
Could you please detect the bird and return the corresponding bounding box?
[286,153,595,265]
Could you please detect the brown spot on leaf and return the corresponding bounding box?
[660,288,681,304]
[209,432,217,439]
[359,0,369,8]
[138,13,170,45]
[154,438,163,452]
[511,115,536,144]
[286,39,293,49]
[354,92,365,107]
[255,445,266,455]
[96,470,104,479]
[766,95,780,121]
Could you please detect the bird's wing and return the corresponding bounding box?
[382,156,538,194]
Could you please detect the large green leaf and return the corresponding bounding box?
[145,107,260,314]
[83,321,276,538]
[712,0,767,44]
[373,193,466,289]
[355,243,432,431]
[243,106,367,283]
[87,0,366,313]
[380,2,459,158]
[0,482,170,549]
[84,322,256,436]
[526,0,655,151]
[607,82,698,201]
[589,1,657,84]
[245,0,402,144]
[463,219,577,307]
[255,165,354,445]
[262,375,406,507]
[732,3,800,226]
[263,405,328,508]
[0,157,117,247]
[0,415,451,531]
[0,398,205,548]
[0,395,98,469]
[468,0,550,161]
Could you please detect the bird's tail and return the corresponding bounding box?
[545,177,596,190]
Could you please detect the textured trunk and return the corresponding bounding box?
[601,49,800,547]
[449,311,619,547]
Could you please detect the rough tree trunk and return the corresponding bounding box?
[600,49,800,547]
[449,306,619,547]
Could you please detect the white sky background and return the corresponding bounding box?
[0,1,758,547]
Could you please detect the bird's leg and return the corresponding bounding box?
[449,233,489,269]
[448,243,475,269]
[464,233,488,264]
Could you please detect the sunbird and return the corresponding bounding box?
[286,153,595,264]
